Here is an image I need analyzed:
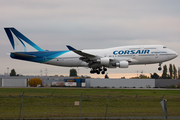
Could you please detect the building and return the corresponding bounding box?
[85,78,155,88]
[0,76,180,88]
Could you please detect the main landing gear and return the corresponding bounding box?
[158,62,162,71]
[90,67,107,74]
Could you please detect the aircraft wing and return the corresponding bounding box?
[66,45,97,58]
[66,45,116,61]
[66,45,120,68]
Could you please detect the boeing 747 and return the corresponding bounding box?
[4,28,178,74]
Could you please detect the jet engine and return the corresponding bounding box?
[113,61,129,68]
[99,57,110,66]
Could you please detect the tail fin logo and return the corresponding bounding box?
[4,28,44,52]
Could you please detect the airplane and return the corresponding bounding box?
[4,27,178,74]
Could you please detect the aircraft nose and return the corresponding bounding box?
[175,52,178,58]
[172,51,178,59]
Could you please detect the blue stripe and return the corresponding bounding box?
[5,28,45,51]
[10,51,70,63]
[10,28,45,51]
[17,37,27,51]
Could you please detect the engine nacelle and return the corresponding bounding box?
[100,57,110,66]
[114,61,129,68]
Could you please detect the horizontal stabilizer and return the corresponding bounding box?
[11,52,36,58]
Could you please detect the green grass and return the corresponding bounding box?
[1,88,180,96]
[0,88,180,119]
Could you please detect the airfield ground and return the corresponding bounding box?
[0,88,180,119]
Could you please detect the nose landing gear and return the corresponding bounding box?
[158,62,162,71]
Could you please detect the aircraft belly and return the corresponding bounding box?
[133,54,170,64]
[141,57,153,64]
[155,55,169,62]
[58,59,65,66]
[44,58,88,67]
[64,58,86,67]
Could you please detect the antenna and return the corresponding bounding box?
[7,67,9,76]
[137,70,138,77]
[77,67,79,77]
[40,70,42,76]
[45,68,47,76]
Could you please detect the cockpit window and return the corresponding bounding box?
[163,46,167,48]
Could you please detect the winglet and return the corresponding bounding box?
[66,45,76,51]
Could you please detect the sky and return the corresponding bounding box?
[0,0,180,78]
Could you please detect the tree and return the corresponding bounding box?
[151,73,159,79]
[130,76,139,79]
[10,69,16,76]
[79,75,91,79]
[169,64,173,79]
[173,64,177,79]
[69,69,77,77]
[162,65,168,79]
[178,67,180,79]
[139,74,148,79]
[28,78,42,87]
[105,74,109,79]
[177,82,180,88]
[130,74,148,79]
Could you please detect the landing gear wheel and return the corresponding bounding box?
[99,68,102,71]
[90,67,107,74]
[90,69,96,74]
[158,67,162,71]
[103,68,107,71]
[101,71,105,74]
[158,62,162,71]
[96,70,100,74]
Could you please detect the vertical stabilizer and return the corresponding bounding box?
[4,28,44,52]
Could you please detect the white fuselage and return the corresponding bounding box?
[44,45,178,68]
